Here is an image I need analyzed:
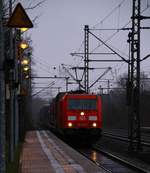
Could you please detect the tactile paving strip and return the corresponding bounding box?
[37,131,87,173]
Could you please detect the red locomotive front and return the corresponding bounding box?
[51,93,102,139]
[66,94,101,128]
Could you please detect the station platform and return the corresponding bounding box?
[20,130,106,173]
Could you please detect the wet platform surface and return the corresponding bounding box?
[20,130,106,173]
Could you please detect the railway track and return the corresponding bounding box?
[77,147,149,173]
[102,131,150,147]
[62,130,150,173]
[47,130,150,172]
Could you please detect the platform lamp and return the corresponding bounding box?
[19,41,29,50]
[21,58,29,66]
[19,28,29,33]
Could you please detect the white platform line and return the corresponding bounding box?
[36,131,65,173]
[43,131,87,173]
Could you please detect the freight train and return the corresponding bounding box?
[48,91,102,142]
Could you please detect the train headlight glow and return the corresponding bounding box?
[92,123,97,127]
[68,122,72,127]
[80,112,85,115]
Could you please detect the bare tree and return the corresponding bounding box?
[116,72,150,92]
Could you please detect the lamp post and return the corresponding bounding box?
[6,1,33,162]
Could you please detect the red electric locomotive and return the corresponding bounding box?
[49,91,102,141]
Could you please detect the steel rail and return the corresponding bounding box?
[93,146,149,173]
[72,148,112,173]
[77,146,148,173]
[103,132,150,147]
[45,130,150,173]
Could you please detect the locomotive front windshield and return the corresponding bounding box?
[68,99,97,110]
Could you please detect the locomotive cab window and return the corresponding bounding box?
[68,99,97,110]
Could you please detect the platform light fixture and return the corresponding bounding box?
[21,58,29,65]
[19,28,28,32]
[23,66,29,72]
[20,41,29,49]
[25,75,29,79]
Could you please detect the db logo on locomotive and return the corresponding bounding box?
[79,115,86,120]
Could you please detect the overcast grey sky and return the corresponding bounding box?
[25,0,150,99]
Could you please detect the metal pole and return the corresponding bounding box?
[127,32,132,151]
[84,25,89,93]
[107,80,110,94]
[66,77,69,92]
[0,0,6,172]
[14,90,19,146]
[14,32,19,147]
[136,0,141,151]
[9,0,15,161]
[129,0,142,151]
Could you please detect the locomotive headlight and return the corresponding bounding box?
[68,122,72,127]
[80,112,85,116]
[92,123,97,127]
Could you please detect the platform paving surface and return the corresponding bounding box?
[20,130,106,173]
